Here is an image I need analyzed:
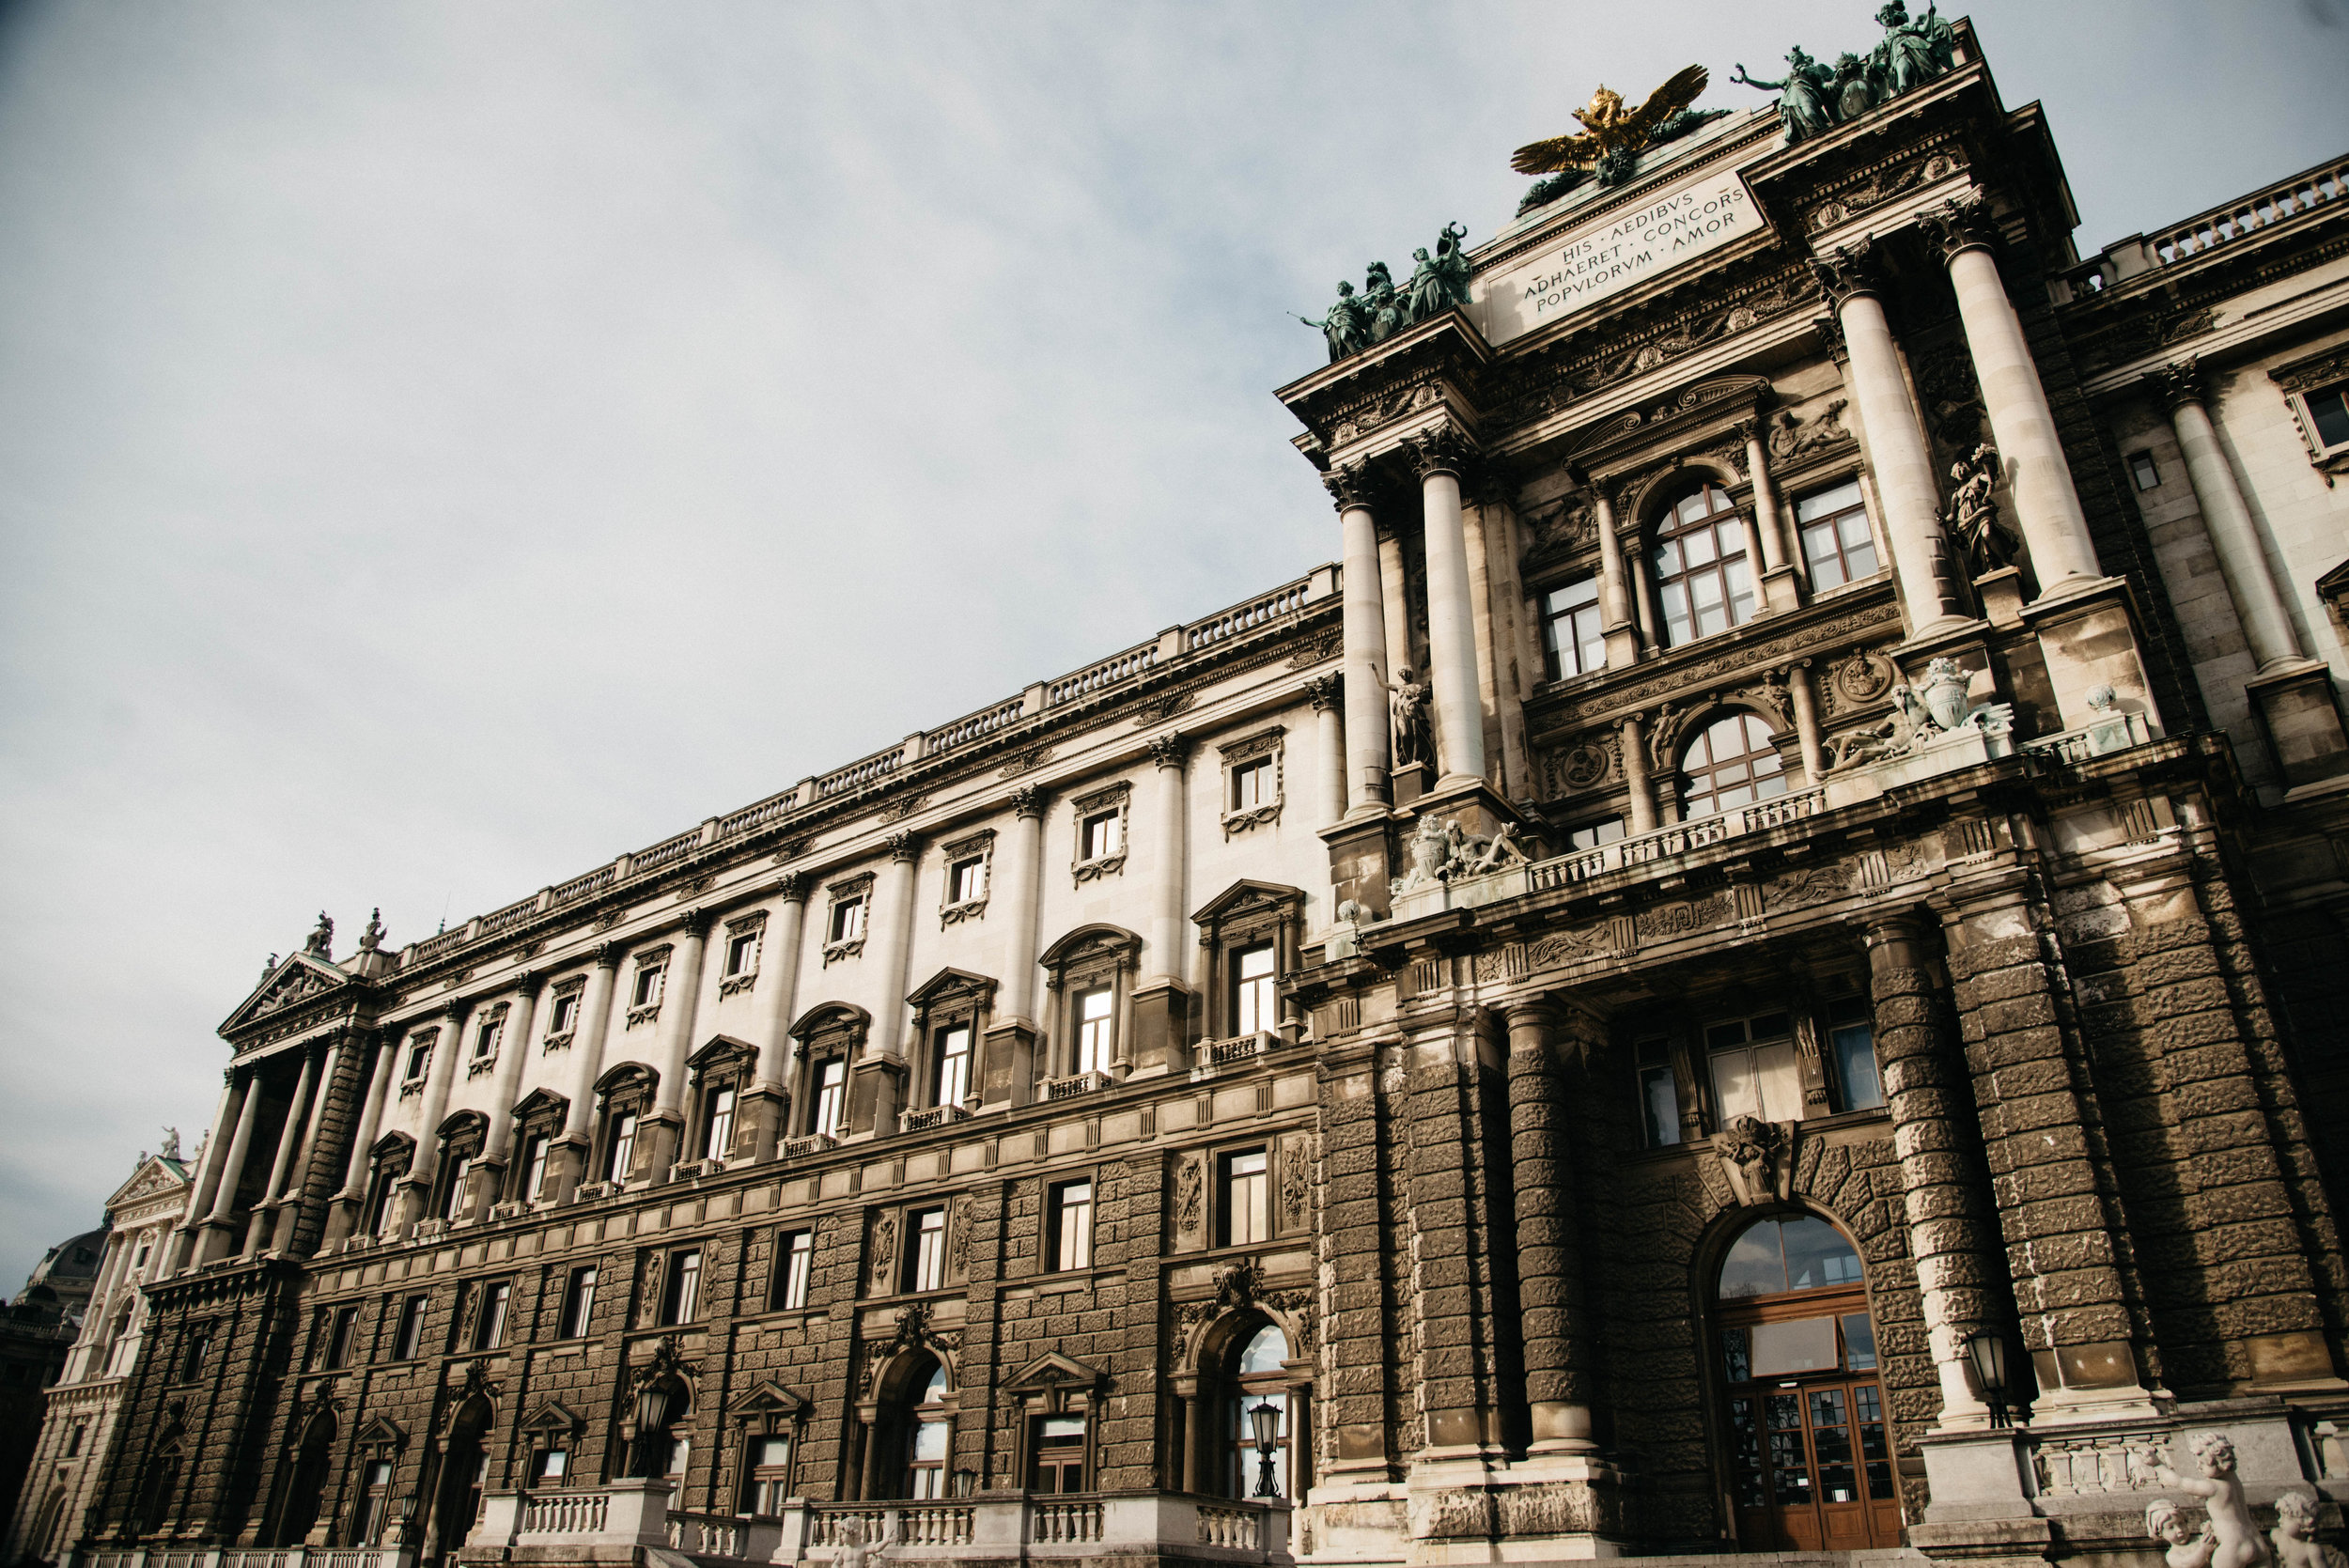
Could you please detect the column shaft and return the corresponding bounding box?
[1506,1002,1595,1451]
[872,839,921,1057]
[2165,389,2304,668]
[1789,662,1827,784]
[249,1046,322,1252]
[1309,678,1346,827]
[1944,243,2099,588]
[1621,715,1657,834]
[1832,285,1971,627]
[750,881,811,1161]
[398,1001,470,1226]
[1338,497,1392,812]
[653,919,711,1117]
[1416,455,1486,785]
[1745,426,1791,573]
[998,798,1046,1024]
[553,953,623,1199]
[1461,500,1517,789]
[1145,743,1190,986]
[171,1072,243,1268]
[205,1075,264,1225]
[483,982,547,1163]
[336,1037,394,1198]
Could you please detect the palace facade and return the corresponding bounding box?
[25,14,2349,1568]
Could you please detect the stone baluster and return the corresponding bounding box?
[1859,912,2003,1429]
[1305,675,1346,826]
[170,1069,245,1270]
[324,1034,393,1246]
[552,949,623,1202]
[1620,714,1657,834]
[1329,465,1392,814]
[2148,359,2309,670]
[1506,1001,1596,1452]
[193,1069,264,1265]
[1813,243,1972,631]
[646,909,714,1180]
[396,999,470,1232]
[1407,426,1487,788]
[749,874,811,1161]
[1923,196,2101,591]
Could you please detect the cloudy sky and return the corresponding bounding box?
[1,0,2343,1288]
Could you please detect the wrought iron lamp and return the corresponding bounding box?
[631,1379,678,1477]
[952,1467,978,1498]
[1965,1329,2012,1428]
[1250,1400,1283,1498]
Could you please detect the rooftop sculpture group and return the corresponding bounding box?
[1734,1,1959,147]
[1297,223,1472,362]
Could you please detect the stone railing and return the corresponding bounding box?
[1044,1071,1110,1101]
[2073,153,2349,292]
[1029,1496,1106,1545]
[782,1134,839,1159]
[1047,640,1159,706]
[630,829,700,877]
[478,897,537,939]
[1202,1032,1275,1067]
[900,1104,972,1133]
[717,787,802,839]
[817,742,908,799]
[927,697,1028,756]
[1194,1500,1274,1550]
[1186,572,1316,652]
[520,1489,609,1536]
[668,1510,762,1559]
[548,862,616,906]
[808,1501,976,1549]
[81,1550,413,1568]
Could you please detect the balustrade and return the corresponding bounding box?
[1187,575,1314,650]
[1044,1071,1109,1101]
[817,744,906,799]
[927,698,1026,754]
[899,1104,971,1132]
[1047,642,1158,705]
[666,1512,747,1557]
[519,1488,610,1537]
[1194,1502,1268,1549]
[1029,1496,1105,1543]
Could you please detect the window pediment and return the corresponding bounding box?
[730,1380,813,1422]
[907,967,998,1012]
[521,1397,584,1436]
[789,1001,872,1048]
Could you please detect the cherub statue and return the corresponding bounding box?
[833,1514,894,1568]
[2271,1491,2348,1568]
[1948,442,2015,574]
[304,910,334,957]
[1298,281,1369,363]
[1733,48,1836,144]
[1385,665,1435,767]
[2159,1433,2269,1568]
[2148,1498,2218,1568]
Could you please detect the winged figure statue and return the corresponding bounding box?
[1509,65,1711,176]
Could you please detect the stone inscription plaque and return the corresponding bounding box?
[1470,163,1762,348]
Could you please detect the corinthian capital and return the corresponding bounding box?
[1145,730,1192,769]
[1008,784,1048,821]
[1321,461,1376,513]
[2147,357,2206,411]
[1919,193,1998,263]
[1810,241,1881,308]
[1302,674,1344,712]
[1403,422,1477,483]
[886,829,922,863]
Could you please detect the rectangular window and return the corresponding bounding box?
[950,857,986,905]
[2308,380,2349,449]
[1218,1149,1268,1248]
[354,1459,396,1545]
[704,1086,738,1160]
[132,1243,150,1274]
[1795,480,1880,590]
[1050,1180,1093,1272]
[325,1305,359,1370]
[1031,1415,1087,1493]
[725,931,758,977]
[631,966,663,1009]
[474,1281,511,1350]
[1075,986,1113,1076]
[438,1157,471,1221]
[1826,994,1885,1111]
[661,1250,704,1326]
[745,1435,794,1515]
[1637,1038,1683,1148]
[813,1060,847,1137]
[830,897,865,945]
[1081,809,1122,862]
[909,1419,947,1497]
[531,1448,568,1486]
[521,1134,551,1202]
[549,991,580,1036]
[934,1024,972,1109]
[1233,943,1277,1036]
[907,1207,947,1293]
[472,1019,500,1060]
[393,1295,428,1359]
[1706,1012,1803,1125]
[1540,575,1608,681]
[774,1231,814,1310]
[2127,450,2160,490]
[560,1266,598,1339]
[1569,816,1626,851]
[1231,757,1273,811]
[404,1041,431,1081]
[605,1112,639,1183]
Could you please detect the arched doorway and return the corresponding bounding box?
[280,1412,337,1545]
[427,1397,491,1566]
[1191,1314,1308,1502]
[1712,1213,1898,1549]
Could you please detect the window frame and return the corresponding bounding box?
[1192,882,1305,1046]
[1217,728,1285,839]
[823,873,874,964]
[544,978,586,1047]
[626,946,672,1029]
[904,1207,948,1295]
[1677,709,1791,822]
[472,1279,513,1351]
[324,1304,360,1370]
[659,1248,705,1327]
[720,910,768,997]
[906,970,997,1118]
[1539,573,1608,681]
[1215,1148,1270,1250]
[1039,926,1142,1084]
[559,1266,598,1340]
[1792,477,1883,593]
[392,1295,428,1360]
[1651,480,1759,646]
[468,1004,508,1075]
[1068,782,1132,884]
[939,829,996,925]
[773,1230,815,1311]
[1048,1177,1095,1273]
[1704,1009,1805,1126]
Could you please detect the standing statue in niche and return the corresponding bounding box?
[1948,442,2015,574]
[1297,281,1369,363]
[2159,1433,2270,1568]
[2148,1500,2219,1568]
[1733,48,1835,143]
[1384,665,1435,768]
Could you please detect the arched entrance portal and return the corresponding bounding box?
[427,1397,491,1566]
[1713,1213,1899,1549]
[280,1412,337,1545]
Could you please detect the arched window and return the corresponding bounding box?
[1187,1315,1309,1503]
[905,1361,952,1498]
[1652,483,1756,646]
[865,1352,957,1500]
[1712,1214,1898,1551]
[1680,713,1788,820]
[279,1412,336,1545]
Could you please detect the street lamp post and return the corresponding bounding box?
[1965,1330,2012,1429]
[1249,1400,1282,1498]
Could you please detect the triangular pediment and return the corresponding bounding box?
[521,1397,583,1434]
[730,1380,812,1420]
[221,953,352,1035]
[1004,1350,1104,1393]
[1191,879,1304,927]
[355,1414,408,1447]
[688,1034,758,1072]
[907,967,997,1008]
[108,1155,192,1210]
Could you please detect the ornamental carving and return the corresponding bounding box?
[1280,1141,1312,1228]
[948,1194,972,1277]
[1805,148,1963,232]
[1519,494,1596,568]
[1715,1113,1793,1206]
[867,1214,896,1296]
[1541,736,1617,798]
[1538,602,1901,727]
[1764,397,1853,463]
[1284,629,1343,669]
[1127,688,1199,728]
[1831,649,1896,706]
[999,746,1054,780]
[1174,1154,1206,1241]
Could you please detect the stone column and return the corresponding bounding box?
[171,1069,244,1270]
[324,1034,392,1246]
[1305,675,1346,826]
[552,949,623,1202]
[1594,490,1639,667]
[270,1037,350,1251]
[646,909,713,1180]
[396,999,470,1231]
[1860,912,2003,1429]
[1814,244,1972,630]
[1506,1001,1595,1452]
[1939,876,2158,1421]
[1925,198,2101,591]
[1744,420,1802,611]
[194,1071,264,1265]
[1407,426,1486,788]
[982,787,1048,1108]
[482,976,547,1168]
[1133,733,1193,1077]
[1620,714,1657,834]
[2148,360,2305,669]
[749,876,810,1162]
[849,831,922,1134]
[1330,466,1392,814]
[1460,497,1521,790]
[254,1042,327,1252]
[1788,660,1828,784]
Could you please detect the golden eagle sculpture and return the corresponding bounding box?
[1510,65,1711,175]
